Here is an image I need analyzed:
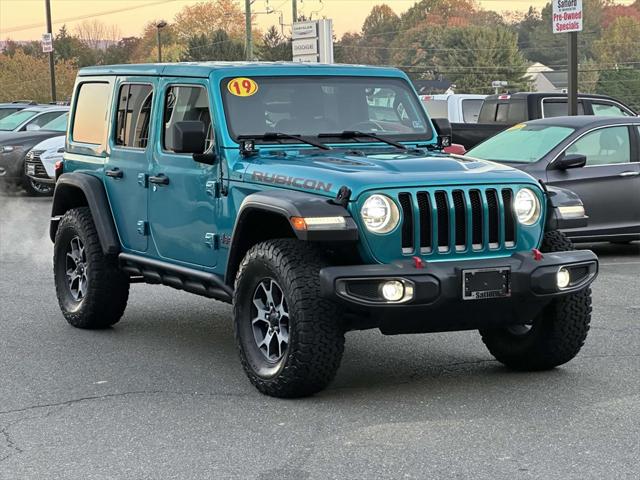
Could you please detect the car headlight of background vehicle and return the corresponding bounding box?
[361,194,400,234]
[0,146,17,154]
[514,188,541,225]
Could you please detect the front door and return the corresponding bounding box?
[147,79,218,268]
[546,125,640,238]
[104,78,156,252]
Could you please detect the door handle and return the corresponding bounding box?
[105,168,123,178]
[619,171,640,177]
[149,173,170,185]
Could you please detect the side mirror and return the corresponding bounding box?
[555,153,586,170]
[26,123,41,131]
[171,121,207,154]
[431,118,452,148]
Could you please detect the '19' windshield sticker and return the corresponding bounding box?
[227,78,259,97]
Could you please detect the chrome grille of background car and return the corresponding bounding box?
[395,188,517,255]
[25,150,48,177]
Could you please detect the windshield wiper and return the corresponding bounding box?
[318,130,407,150]
[238,132,331,150]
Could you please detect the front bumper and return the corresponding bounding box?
[319,249,598,334]
[0,148,27,181]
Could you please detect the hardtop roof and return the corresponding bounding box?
[78,61,404,78]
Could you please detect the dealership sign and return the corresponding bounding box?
[552,0,583,33]
[291,19,333,63]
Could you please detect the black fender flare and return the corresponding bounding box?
[542,183,588,231]
[50,173,120,255]
[225,190,358,285]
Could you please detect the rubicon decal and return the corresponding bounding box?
[251,171,332,193]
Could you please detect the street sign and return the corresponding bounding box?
[292,54,320,63]
[292,21,317,40]
[41,33,53,53]
[552,0,583,34]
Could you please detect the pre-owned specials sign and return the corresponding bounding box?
[553,0,583,33]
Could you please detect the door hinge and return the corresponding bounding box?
[137,173,148,188]
[204,233,219,249]
[205,180,221,198]
[136,220,149,236]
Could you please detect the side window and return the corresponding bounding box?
[115,84,153,148]
[461,99,483,123]
[566,126,631,166]
[591,102,630,117]
[506,100,526,123]
[495,103,509,123]
[478,101,497,123]
[543,100,585,117]
[72,82,111,145]
[163,85,213,152]
[28,111,64,128]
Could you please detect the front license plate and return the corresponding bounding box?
[27,164,35,175]
[462,267,511,300]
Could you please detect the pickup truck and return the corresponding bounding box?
[50,63,597,397]
[452,92,637,149]
[419,94,486,124]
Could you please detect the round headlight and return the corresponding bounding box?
[514,188,541,225]
[361,194,400,234]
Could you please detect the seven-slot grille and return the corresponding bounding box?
[24,150,48,178]
[396,188,517,255]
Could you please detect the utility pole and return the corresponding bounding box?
[245,0,253,61]
[44,0,56,102]
[568,31,578,115]
[292,0,297,23]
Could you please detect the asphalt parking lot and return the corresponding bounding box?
[0,193,639,480]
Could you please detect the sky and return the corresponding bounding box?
[0,0,635,41]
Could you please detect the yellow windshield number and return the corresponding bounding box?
[227,78,259,97]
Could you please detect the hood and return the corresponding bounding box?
[0,130,63,146]
[242,148,540,200]
[30,135,65,152]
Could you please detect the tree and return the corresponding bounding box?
[359,4,401,64]
[102,37,142,65]
[75,19,121,50]
[391,25,528,93]
[334,32,365,64]
[400,0,480,29]
[173,0,247,41]
[258,26,291,61]
[181,30,244,62]
[0,50,77,102]
[54,24,97,67]
[596,68,640,111]
[593,16,640,66]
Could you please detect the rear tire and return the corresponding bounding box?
[233,239,345,398]
[479,230,592,370]
[53,207,129,329]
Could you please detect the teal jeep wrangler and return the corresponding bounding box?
[50,62,598,397]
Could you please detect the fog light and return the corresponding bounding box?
[557,267,571,289]
[381,280,404,302]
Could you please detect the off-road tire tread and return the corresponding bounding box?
[233,239,345,398]
[54,207,129,329]
[480,230,592,370]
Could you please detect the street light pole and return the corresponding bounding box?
[245,0,253,60]
[44,0,56,102]
[156,20,167,63]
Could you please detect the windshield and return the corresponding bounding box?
[221,76,433,143]
[0,109,38,131]
[468,124,575,163]
[41,112,69,132]
[0,108,22,121]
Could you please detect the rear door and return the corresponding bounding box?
[546,125,640,238]
[104,78,156,253]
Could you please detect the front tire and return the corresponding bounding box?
[233,239,345,398]
[22,175,53,196]
[53,207,129,329]
[479,230,592,370]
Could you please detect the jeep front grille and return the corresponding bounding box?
[396,187,518,255]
